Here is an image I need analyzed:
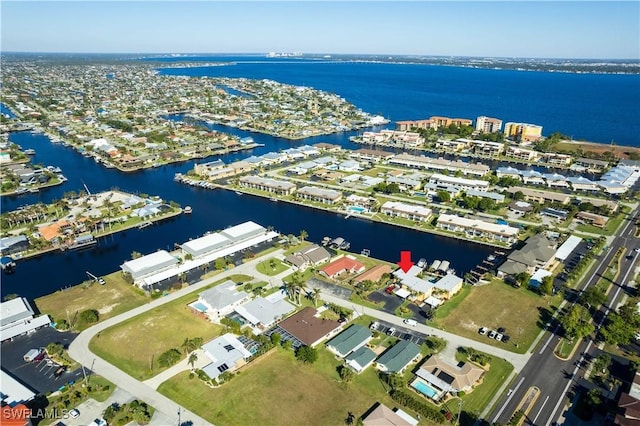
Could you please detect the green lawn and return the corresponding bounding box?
[433,281,561,354]
[255,257,290,276]
[35,271,149,329]
[457,356,513,417]
[555,337,581,359]
[575,210,628,236]
[158,348,438,426]
[88,276,251,380]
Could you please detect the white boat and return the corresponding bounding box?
[184,206,192,214]
[24,149,36,155]
[235,191,242,195]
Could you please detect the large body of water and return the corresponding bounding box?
[4,56,639,300]
[156,55,640,147]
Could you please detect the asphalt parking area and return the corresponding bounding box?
[373,320,427,346]
[367,290,402,314]
[2,327,84,394]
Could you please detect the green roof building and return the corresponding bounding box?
[345,346,377,374]
[326,324,372,358]
[376,340,421,374]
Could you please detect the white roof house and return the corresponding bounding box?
[220,221,266,242]
[433,274,464,297]
[1,298,51,342]
[120,250,179,281]
[198,280,251,319]
[201,333,253,380]
[530,269,553,288]
[1,370,35,407]
[234,292,294,332]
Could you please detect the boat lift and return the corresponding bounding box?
[86,271,105,285]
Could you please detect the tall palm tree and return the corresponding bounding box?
[313,288,321,307]
[299,229,308,243]
[188,352,198,370]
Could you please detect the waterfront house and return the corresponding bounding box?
[284,244,331,271]
[320,256,366,279]
[0,235,30,256]
[201,333,255,380]
[376,340,421,374]
[436,138,469,152]
[239,175,297,195]
[345,346,377,374]
[436,214,519,244]
[428,173,489,192]
[541,152,572,166]
[325,324,372,358]
[380,201,433,222]
[354,264,392,285]
[194,159,226,177]
[504,123,543,142]
[433,274,464,299]
[413,355,484,401]
[197,280,251,320]
[268,307,342,348]
[296,186,342,204]
[497,234,556,278]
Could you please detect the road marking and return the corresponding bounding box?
[492,377,525,423]
[532,395,550,425]
[545,339,592,426]
[539,325,560,354]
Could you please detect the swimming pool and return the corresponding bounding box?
[411,379,439,399]
[348,206,366,213]
[190,302,209,313]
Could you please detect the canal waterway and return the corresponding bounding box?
[2,127,495,301]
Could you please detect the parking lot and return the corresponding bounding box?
[2,327,84,394]
[371,319,427,346]
[367,290,430,323]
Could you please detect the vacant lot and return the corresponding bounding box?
[255,257,290,276]
[35,271,148,326]
[158,348,437,426]
[434,281,561,354]
[88,276,250,380]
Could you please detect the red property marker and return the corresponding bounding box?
[397,251,414,273]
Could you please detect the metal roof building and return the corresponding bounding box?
[120,250,179,280]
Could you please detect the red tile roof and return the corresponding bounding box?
[320,257,366,278]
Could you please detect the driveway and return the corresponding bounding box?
[306,277,353,299]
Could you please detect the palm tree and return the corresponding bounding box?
[285,281,297,302]
[188,352,198,370]
[313,288,321,307]
[299,229,308,243]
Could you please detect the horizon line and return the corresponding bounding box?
[2,51,639,62]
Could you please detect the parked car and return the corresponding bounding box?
[370,321,379,331]
[385,285,395,295]
[68,409,80,419]
[403,319,418,327]
[98,277,106,285]
[497,327,505,333]
[387,327,396,335]
[495,333,504,341]
[488,330,496,339]
[478,327,488,335]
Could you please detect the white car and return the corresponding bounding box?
[488,330,496,339]
[479,327,488,335]
[403,319,418,326]
[495,333,504,341]
[387,327,396,335]
[69,409,80,419]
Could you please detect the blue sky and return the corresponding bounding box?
[2,1,639,59]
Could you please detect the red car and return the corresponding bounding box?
[385,285,395,294]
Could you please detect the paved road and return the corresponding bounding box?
[68,249,285,426]
[489,206,639,426]
[319,292,530,372]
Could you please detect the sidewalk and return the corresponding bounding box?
[143,349,209,390]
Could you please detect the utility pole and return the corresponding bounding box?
[177,408,181,426]
[456,395,462,426]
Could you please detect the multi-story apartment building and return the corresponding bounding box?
[475,116,503,133]
[380,201,433,222]
[436,214,520,244]
[504,122,543,142]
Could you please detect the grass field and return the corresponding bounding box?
[255,257,290,276]
[35,271,148,328]
[158,348,439,426]
[456,355,513,416]
[88,276,251,380]
[433,281,561,354]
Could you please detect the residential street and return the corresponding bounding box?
[68,249,286,426]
